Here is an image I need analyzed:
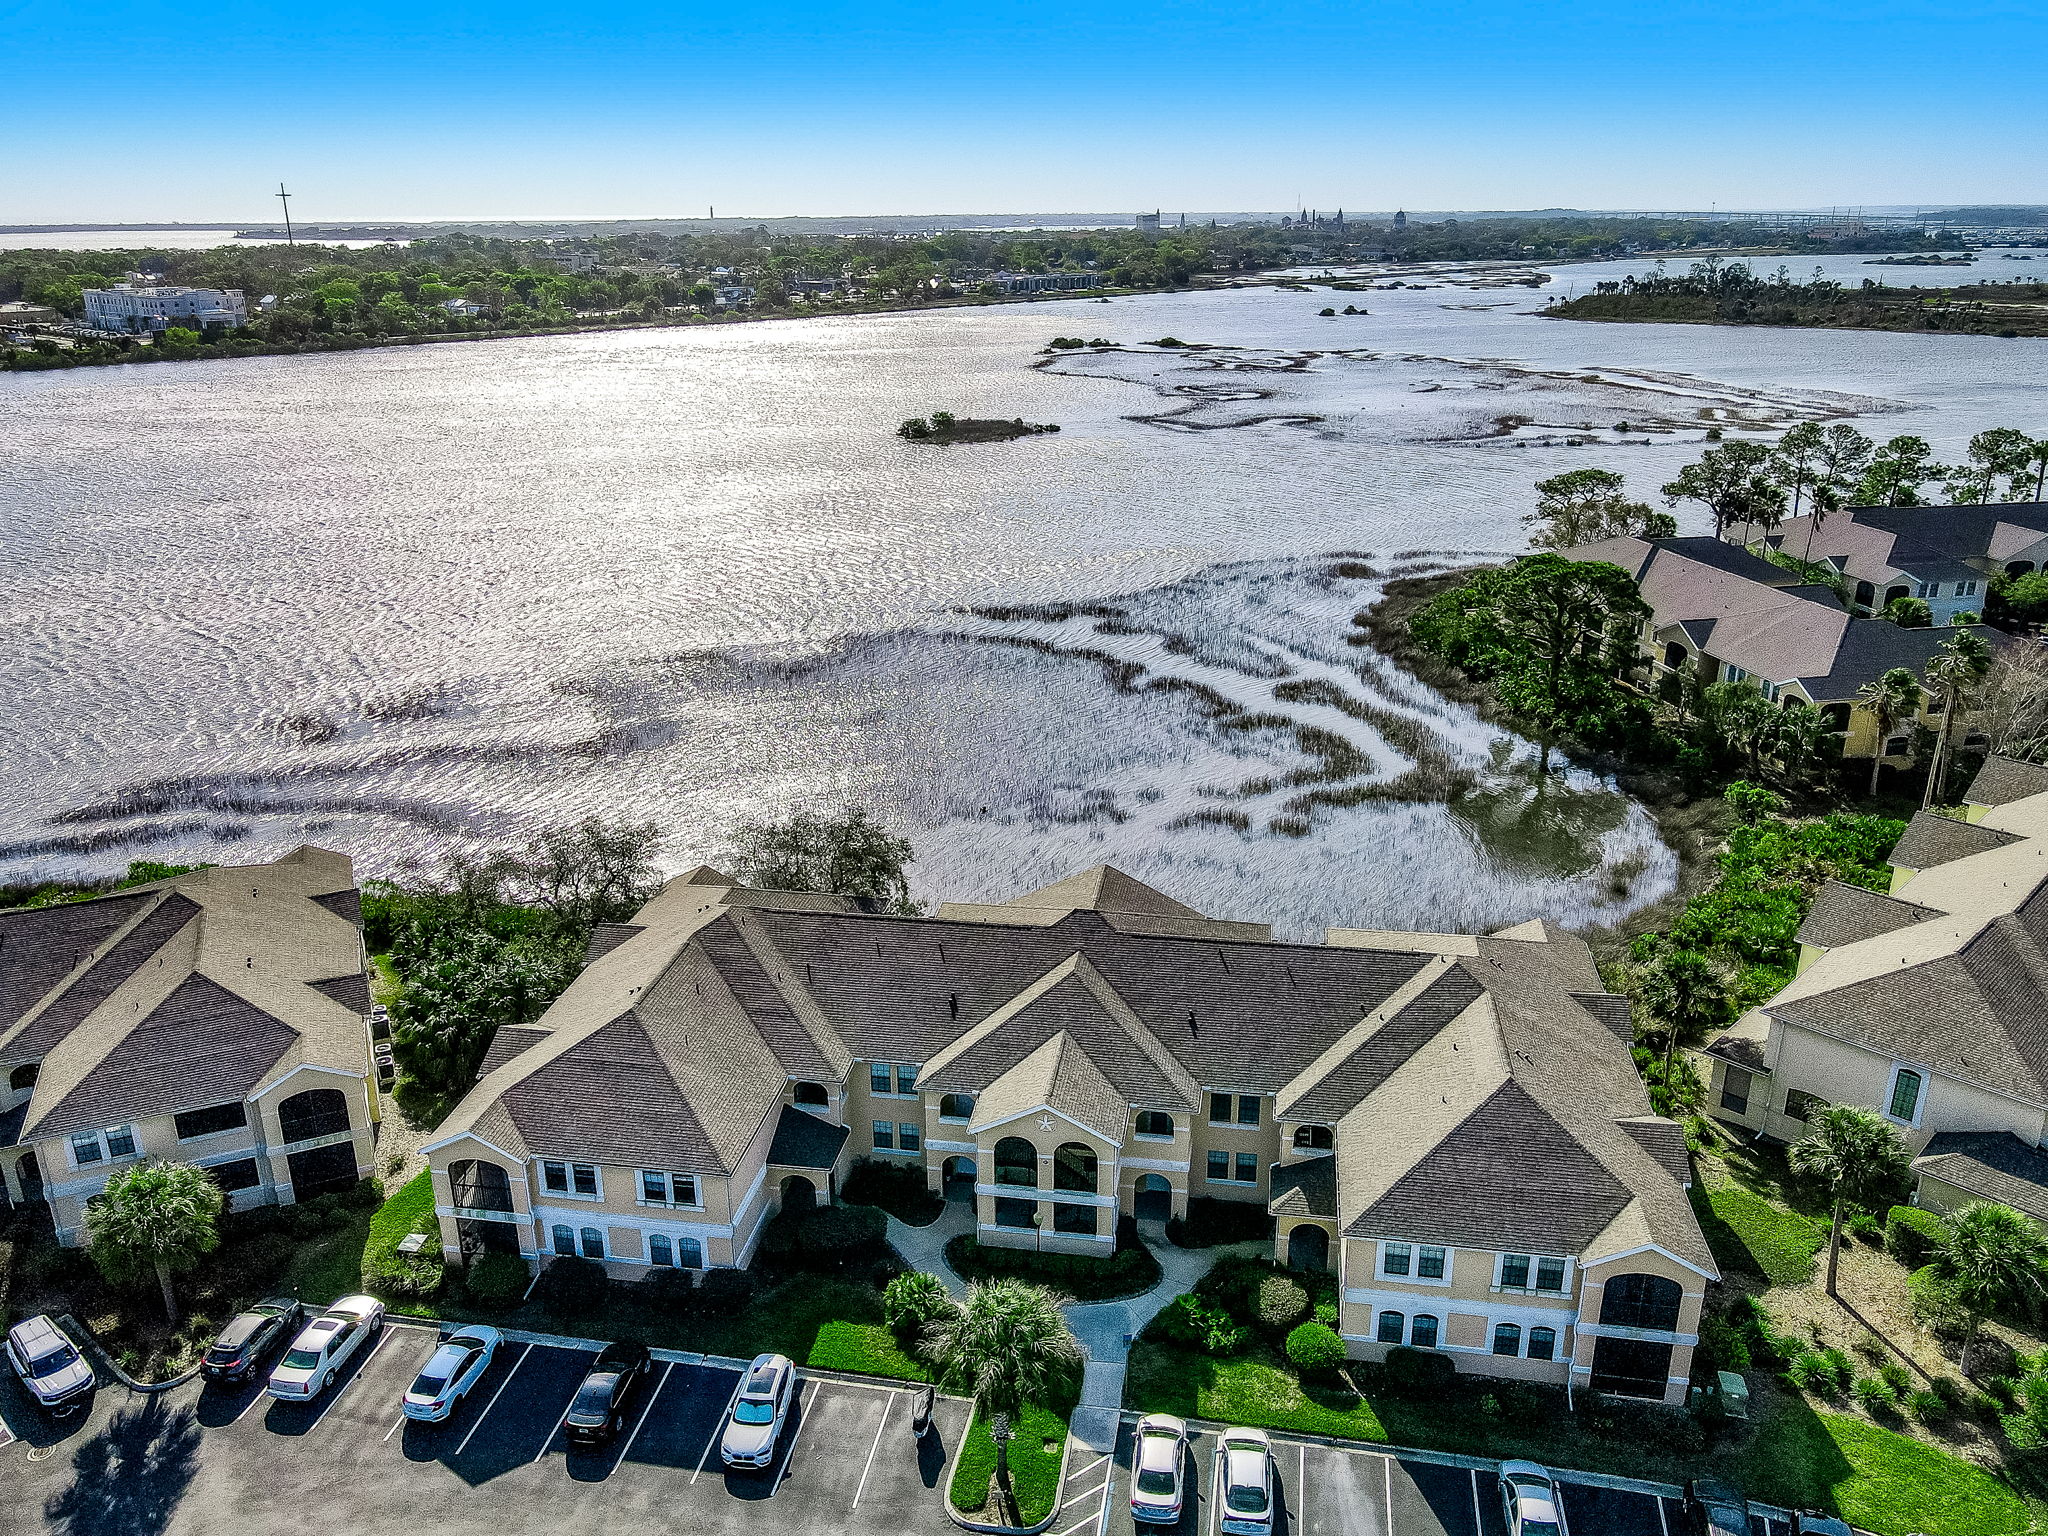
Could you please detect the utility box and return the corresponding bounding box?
[1717,1370,1751,1420]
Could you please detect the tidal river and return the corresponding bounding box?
[2,254,2042,938]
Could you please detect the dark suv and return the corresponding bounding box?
[203,1298,306,1385]
[1683,1479,1751,1536]
[6,1314,95,1417]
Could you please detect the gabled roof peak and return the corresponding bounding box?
[997,865,1204,920]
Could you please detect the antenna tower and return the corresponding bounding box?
[276,183,295,246]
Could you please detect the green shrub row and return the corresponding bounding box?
[1885,1204,1946,1267]
[943,1220,1160,1302]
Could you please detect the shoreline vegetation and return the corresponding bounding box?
[1550,256,2048,338]
[897,411,1059,443]
[2,215,1973,373]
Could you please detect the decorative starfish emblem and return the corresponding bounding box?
[1037,1115,1055,1132]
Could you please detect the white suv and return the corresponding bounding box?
[267,1295,385,1401]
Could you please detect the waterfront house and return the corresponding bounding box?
[1766,502,2048,627]
[0,848,379,1243]
[1559,532,1998,763]
[82,282,247,334]
[426,864,1714,1403]
[1699,755,2048,1226]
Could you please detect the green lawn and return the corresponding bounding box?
[1124,1341,2033,1536]
[280,1206,378,1306]
[949,1399,1073,1524]
[1691,1177,1828,1285]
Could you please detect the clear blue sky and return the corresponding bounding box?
[4,0,2040,222]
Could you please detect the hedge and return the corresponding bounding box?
[943,1219,1160,1302]
[1886,1205,1945,1268]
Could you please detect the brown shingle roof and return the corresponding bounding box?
[1913,1131,2048,1222]
[0,892,153,1040]
[0,895,199,1064]
[1967,756,2048,811]
[1797,880,1940,950]
[1889,811,2022,873]
[1268,1155,1337,1218]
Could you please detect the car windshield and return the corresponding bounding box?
[280,1347,323,1371]
[1520,1522,1561,1536]
[28,1342,78,1374]
[733,1397,776,1424]
[1136,1469,1177,1495]
[1226,1483,1268,1515]
[411,1369,450,1395]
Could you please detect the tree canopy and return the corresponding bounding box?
[727,806,919,912]
[84,1159,226,1324]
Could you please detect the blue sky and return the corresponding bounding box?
[4,0,2041,221]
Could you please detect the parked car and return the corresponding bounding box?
[5,1314,94,1416]
[1683,1478,1751,1536]
[720,1352,799,1469]
[1792,1516,1852,1536]
[1216,1427,1276,1536]
[402,1325,501,1422]
[1498,1461,1569,1536]
[202,1298,306,1386]
[267,1295,385,1401]
[1129,1413,1188,1524]
[564,1339,652,1446]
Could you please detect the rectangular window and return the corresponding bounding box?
[1527,1327,1557,1362]
[571,1163,598,1197]
[71,1131,104,1166]
[104,1126,137,1160]
[1235,1152,1259,1184]
[1916,581,1935,599]
[1724,665,1749,685]
[1888,1067,1924,1124]
[897,1064,918,1096]
[642,1170,667,1204]
[1209,1092,1232,1125]
[1720,1067,1751,1116]
[1500,1254,1531,1289]
[1382,1242,1412,1277]
[1206,1150,1229,1182]
[174,1101,249,1140]
[1959,581,1979,597]
[1535,1257,1568,1293]
[1237,1095,1260,1127]
[639,1171,701,1208]
[1417,1245,1446,1280]
[1785,1089,1828,1122]
[1053,1203,1099,1235]
[543,1161,599,1197]
[873,1120,895,1150]
[670,1173,697,1207]
[872,1063,892,1095]
[898,1122,921,1153]
[206,1157,262,1193]
[994,1197,1036,1229]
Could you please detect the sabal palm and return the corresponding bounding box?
[1856,667,1922,797]
[921,1279,1082,1492]
[83,1159,225,1324]
[1789,1106,1910,1297]
[1922,631,1995,810]
[1933,1202,2048,1373]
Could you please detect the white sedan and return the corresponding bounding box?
[1499,1460,1570,1536]
[402,1325,500,1422]
[1215,1427,1275,1536]
[1130,1413,1187,1524]
[268,1294,385,1401]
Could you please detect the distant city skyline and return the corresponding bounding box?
[6,0,2042,224]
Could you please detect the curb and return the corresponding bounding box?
[944,1403,1075,1536]
[58,1313,201,1395]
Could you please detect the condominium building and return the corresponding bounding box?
[427,864,1714,1403]
[82,282,249,334]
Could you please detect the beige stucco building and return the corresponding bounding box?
[0,848,379,1243]
[426,864,1714,1403]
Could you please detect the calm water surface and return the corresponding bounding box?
[3,254,2043,936]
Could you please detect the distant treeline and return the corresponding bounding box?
[1551,257,2048,338]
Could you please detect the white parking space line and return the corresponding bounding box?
[1470,1469,1481,1534]
[383,1410,408,1443]
[1094,1451,1117,1536]
[1299,1444,1308,1529]
[849,1389,894,1509]
[1658,1498,1672,1536]
[616,1362,673,1465]
[1384,1454,1396,1536]
[533,1381,581,1462]
[232,1384,275,1425]
[454,1342,532,1458]
[692,1375,745,1484]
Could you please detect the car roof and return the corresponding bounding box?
[9,1316,63,1348]
[216,1313,269,1347]
[596,1339,648,1366]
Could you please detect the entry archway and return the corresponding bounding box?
[1286,1224,1330,1272]
[1133,1173,1172,1221]
[942,1155,977,1199]
[780,1175,817,1212]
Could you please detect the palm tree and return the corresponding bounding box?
[1856,667,1923,797]
[1930,1202,2048,1375]
[1633,946,1734,1111]
[82,1159,225,1324]
[1789,1106,1911,1297]
[921,1278,1083,1509]
[1922,630,1995,810]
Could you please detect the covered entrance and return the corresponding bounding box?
[1589,1336,1674,1399]
[942,1155,977,1200]
[287,1140,359,1201]
[1285,1224,1330,1272]
[1133,1173,1172,1221]
[780,1174,818,1212]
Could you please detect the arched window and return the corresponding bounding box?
[1598,1273,1682,1331]
[580,1227,605,1260]
[793,1081,829,1107]
[450,1159,514,1213]
[1376,1311,1404,1344]
[278,1087,350,1143]
[1528,1327,1557,1361]
[649,1234,674,1267]
[8,1063,37,1093]
[1888,1068,1924,1124]
[994,1136,1037,1188]
[1053,1142,1098,1193]
[1292,1125,1333,1152]
[1492,1323,1522,1357]
[2009,562,2036,579]
[1853,579,1877,608]
[552,1224,575,1255]
[1409,1314,1439,1349]
[1135,1111,1174,1138]
[677,1237,703,1269]
[1662,642,1687,671]
[940,1093,975,1121]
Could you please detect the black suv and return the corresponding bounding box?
[563,1340,652,1446]
[202,1299,306,1385]
[1683,1479,1751,1536]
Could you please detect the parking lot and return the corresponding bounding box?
[0,1321,966,1536]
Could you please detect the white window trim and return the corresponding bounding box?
[1490,1252,1575,1297]
[539,1160,603,1200]
[69,1125,140,1169]
[636,1170,704,1212]
[1376,1240,1452,1286]
[1883,1061,1928,1129]
[1206,1092,1262,1129]
[1204,1151,1261,1185]
[1132,1129,1177,1144]
[868,1061,922,1100]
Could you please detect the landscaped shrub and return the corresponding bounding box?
[697,1267,757,1316]
[1909,1264,1973,1338]
[1166,1197,1273,1249]
[841,1158,945,1225]
[363,1246,445,1301]
[1383,1346,1456,1395]
[1698,1314,1751,1372]
[1851,1376,1897,1413]
[640,1267,697,1314]
[1821,1347,1854,1389]
[465,1251,531,1307]
[1256,1275,1309,1334]
[235,1232,297,1284]
[1313,1300,1337,1327]
[1907,1388,1948,1423]
[1879,1360,1913,1396]
[1887,1205,1946,1267]
[798,1205,888,1266]
[1845,1211,1883,1244]
[756,1208,806,1262]
[883,1271,955,1340]
[1155,1292,1249,1356]
[942,1229,1160,1302]
[533,1254,608,1317]
[1285,1321,1347,1374]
